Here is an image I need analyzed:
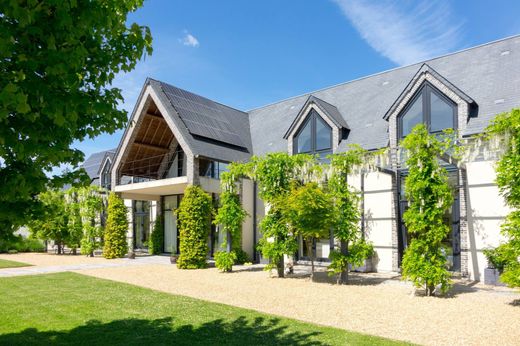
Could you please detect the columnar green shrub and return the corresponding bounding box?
[149,218,164,255]
[327,146,374,284]
[103,192,128,259]
[176,185,212,269]
[485,109,520,288]
[281,182,332,281]
[400,124,454,296]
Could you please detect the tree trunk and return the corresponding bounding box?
[306,239,315,282]
[338,240,349,285]
[72,248,77,255]
[57,242,62,255]
[276,257,284,278]
[426,284,435,296]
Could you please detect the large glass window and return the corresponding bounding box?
[294,109,332,157]
[199,158,230,179]
[399,83,457,138]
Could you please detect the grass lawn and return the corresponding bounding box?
[0,272,410,346]
[0,258,32,269]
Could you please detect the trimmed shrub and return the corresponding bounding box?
[149,218,164,255]
[176,185,212,269]
[103,193,128,259]
[215,251,237,272]
[233,248,250,265]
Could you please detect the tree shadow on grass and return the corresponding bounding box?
[0,316,324,346]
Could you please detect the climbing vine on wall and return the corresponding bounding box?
[484,109,520,288]
[327,145,374,284]
[78,185,106,256]
[400,124,454,296]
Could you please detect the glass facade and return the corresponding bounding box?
[199,158,229,179]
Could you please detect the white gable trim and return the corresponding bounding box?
[111,84,195,188]
[388,72,470,149]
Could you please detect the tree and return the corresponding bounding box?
[253,153,308,277]
[65,188,83,255]
[484,109,520,288]
[176,185,212,269]
[103,192,128,259]
[0,1,153,239]
[281,182,332,281]
[78,186,105,256]
[400,124,454,296]
[327,147,374,284]
[28,189,69,254]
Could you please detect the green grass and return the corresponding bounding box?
[0,272,410,346]
[0,259,32,269]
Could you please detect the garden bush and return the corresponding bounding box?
[176,185,212,269]
[215,251,237,272]
[103,193,128,259]
[149,218,164,255]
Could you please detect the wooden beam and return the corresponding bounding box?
[146,113,166,122]
[132,141,169,153]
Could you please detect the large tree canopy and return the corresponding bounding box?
[0,0,152,237]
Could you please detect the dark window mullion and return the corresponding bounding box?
[423,86,430,131]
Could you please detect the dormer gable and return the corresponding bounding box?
[284,95,349,154]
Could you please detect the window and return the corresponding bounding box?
[199,158,229,179]
[399,83,457,138]
[294,109,332,157]
[100,159,111,190]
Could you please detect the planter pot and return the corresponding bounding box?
[484,267,505,286]
[170,256,178,264]
[352,257,374,273]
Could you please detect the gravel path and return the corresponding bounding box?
[2,253,519,345]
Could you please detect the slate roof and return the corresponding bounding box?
[81,149,116,181]
[248,35,520,155]
[283,95,349,139]
[133,35,520,162]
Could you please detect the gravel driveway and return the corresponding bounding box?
[2,253,519,345]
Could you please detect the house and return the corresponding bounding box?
[110,35,520,281]
[81,149,117,189]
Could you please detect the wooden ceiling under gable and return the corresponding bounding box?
[120,101,175,179]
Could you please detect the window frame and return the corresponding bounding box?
[398,82,457,139]
[294,109,333,155]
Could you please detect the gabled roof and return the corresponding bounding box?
[96,151,115,175]
[283,95,349,139]
[81,149,116,181]
[248,35,520,155]
[383,63,476,120]
[150,79,253,162]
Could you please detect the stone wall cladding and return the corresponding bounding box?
[459,168,469,277]
[388,71,471,273]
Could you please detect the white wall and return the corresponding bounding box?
[241,179,255,259]
[465,160,509,281]
[356,172,394,272]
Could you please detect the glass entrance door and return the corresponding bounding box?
[134,201,150,249]
[398,169,461,271]
[163,195,182,254]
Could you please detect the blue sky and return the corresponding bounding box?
[74,0,520,164]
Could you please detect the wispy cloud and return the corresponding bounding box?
[333,0,464,65]
[180,30,200,48]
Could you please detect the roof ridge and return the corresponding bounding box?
[152,78,249,117]
[247,34,520,112]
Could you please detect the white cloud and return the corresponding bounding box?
[333,0,464,65]
[180,31,200,48]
